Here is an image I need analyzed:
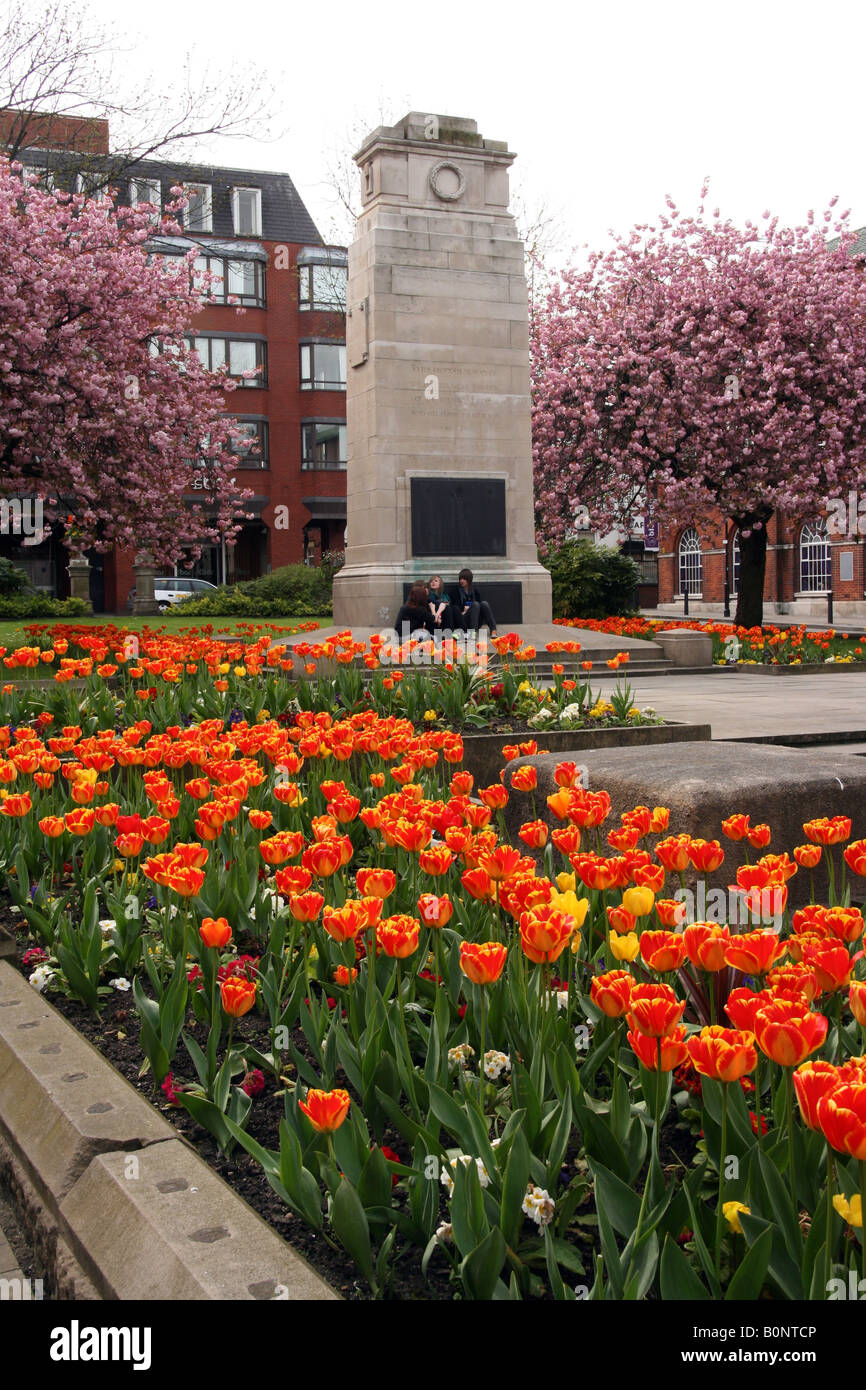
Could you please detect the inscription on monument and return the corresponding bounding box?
[411,478,506,557]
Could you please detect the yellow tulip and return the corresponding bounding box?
[832,1193,862,1228]
[622,886,655,918]
[555,871,576,893]
[723,1201,750,1234]
[608,930,639,963]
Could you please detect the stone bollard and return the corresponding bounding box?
[655,628,714,667]
[66,554,93,612]
[133,551,160,616]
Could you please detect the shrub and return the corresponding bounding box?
[0,593,91,618]
[177,563,335,617]
[0,557,30,597]
[542,540,639,619]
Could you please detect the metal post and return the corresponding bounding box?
[723,527,731,618]
[827,573,834,626]
[683,581,689,617]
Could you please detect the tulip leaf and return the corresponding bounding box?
[623,1230,659,1300]
[587,1158,640,1238]
[594,1189,624,1299]
[748,1147,802,1267]
[501,1124,531,1247]
[449,1155,489,1260]
[461,1226,507,1301]
[544,1093,573,1190]
[331,1177,376,1289]
[510,1062,542,1146]
[725,1225,773,1301]
[542,1225,570,1301]
[426,1080,477,1154]
[358,1145,393,1212]
[660,1235,709,1300]
[738,1209,802,1301]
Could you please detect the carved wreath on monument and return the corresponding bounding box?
[428,160,465,202]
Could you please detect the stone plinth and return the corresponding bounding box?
[656,629,714,667]
[501,742,866,911]
[66,555,92,611]
[333,112,552,629]
[133,551,160,616]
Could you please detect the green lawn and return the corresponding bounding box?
[0,613,330,648]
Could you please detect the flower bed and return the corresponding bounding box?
[0,622,865,1301]
[554,617,866,667]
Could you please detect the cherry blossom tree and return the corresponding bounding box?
[0,156,252,563]
[531,192,866,625]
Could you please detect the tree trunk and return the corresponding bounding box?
[733,512,772,628]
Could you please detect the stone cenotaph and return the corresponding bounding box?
[332,112,552,627]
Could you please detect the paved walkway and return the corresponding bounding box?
[590,668,866,742]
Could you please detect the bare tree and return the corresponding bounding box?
[0,0,280,184]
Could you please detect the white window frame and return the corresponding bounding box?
[730,531,741,597]
[798,519,831,594]
[677,526,703,598]
[130,177,161,213]
[183,183,213,233]
[231,186,262,237]
[300,342,347,390]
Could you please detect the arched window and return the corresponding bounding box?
[730,531,741,596]
[799,520,831,593]
[678,527,703,596]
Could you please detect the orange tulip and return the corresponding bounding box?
[459,941,508,985]
[376,917,420,959]
[721,813,751,841]
[478,783,509,811]
[606,904,637,935]
[299,1087,350,1133]
[766,962,819,1004]
[724,986,775,1032]
[38,815,65,838]
[260,831,304,864]
[164,864,206,898]
[803,816,851,846]
[418,846,454,876]
[687,839,725,873]
[551,824,582,856]
[628,1024,689,1072]
[116,832,144,857]
[724,929,786,975]
[1,792,32,817]
[417,893,453,928]
[554,761,582,788]
[64,808,95,836]
[509,766,538,792]
[289,891,325,923]
[355,867,397,899]
[220,977,257,1018]
[274,865,312,896]
[654,835,692,873]
[794,843,823,869]
[200,917,232,949]
[640,929,687,974]
[655,897,687,928]
[753,999,829,1067]
[461,866,496,901]
[302,840,343,878]
[323,901,367,942]
[627,982,686,1037]
[590,969,634,1019]
[518,820,549,849]
[519,908,574,964]
[801,940,853,993]
[843,839,866,876]
[334,966,358,986]
[94,803,120,828]
[793,1059,842,1130]
[684,922,730,972]
[687,1026,757,1083]
[480,845,523,882]
[820,906,864,946]
[390,820,431,853]
[850,980,866,1027]
[817,1083,866,1161]
[746,824,772,849]
[450,771,474,796]
[248,809,273,830]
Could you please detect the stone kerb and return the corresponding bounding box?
[501,742,866,912]
[655,629,714,667]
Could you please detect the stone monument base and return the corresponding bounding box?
[333,560,552,628]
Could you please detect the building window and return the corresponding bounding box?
[188,336,266,386]
[232,187,262,236]
[299,263,347,312]
[730,531,741,596]
[130,177,161,221]
[193,255,266,307]
[799,519,831,592]
[183,183,212,233]
[301,422,346,469]
[230,420,269,468]
[300,342,346,390]
[678,526,703,596]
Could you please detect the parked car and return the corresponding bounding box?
[126,577,218,613]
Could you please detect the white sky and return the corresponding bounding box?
[80,0,866,261]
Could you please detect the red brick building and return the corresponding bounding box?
[656,511,866,620]
[2,114,347,611]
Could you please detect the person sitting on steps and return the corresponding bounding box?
[427,574,456,633]
[451,568,497,636]
[395,582,435,638]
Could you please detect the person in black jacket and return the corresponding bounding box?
[451,568,497,635]
[395,582,435,637]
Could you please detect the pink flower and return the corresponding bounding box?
[240,1068,266,1098]
[160,1073,182,1106]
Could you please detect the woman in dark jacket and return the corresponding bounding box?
[395,582,435,636]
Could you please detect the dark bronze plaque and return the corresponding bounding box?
[410,478,506,557]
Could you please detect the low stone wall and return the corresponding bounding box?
[461,722,711,788]
[0,962,338,1301]
[501,741,866,912]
